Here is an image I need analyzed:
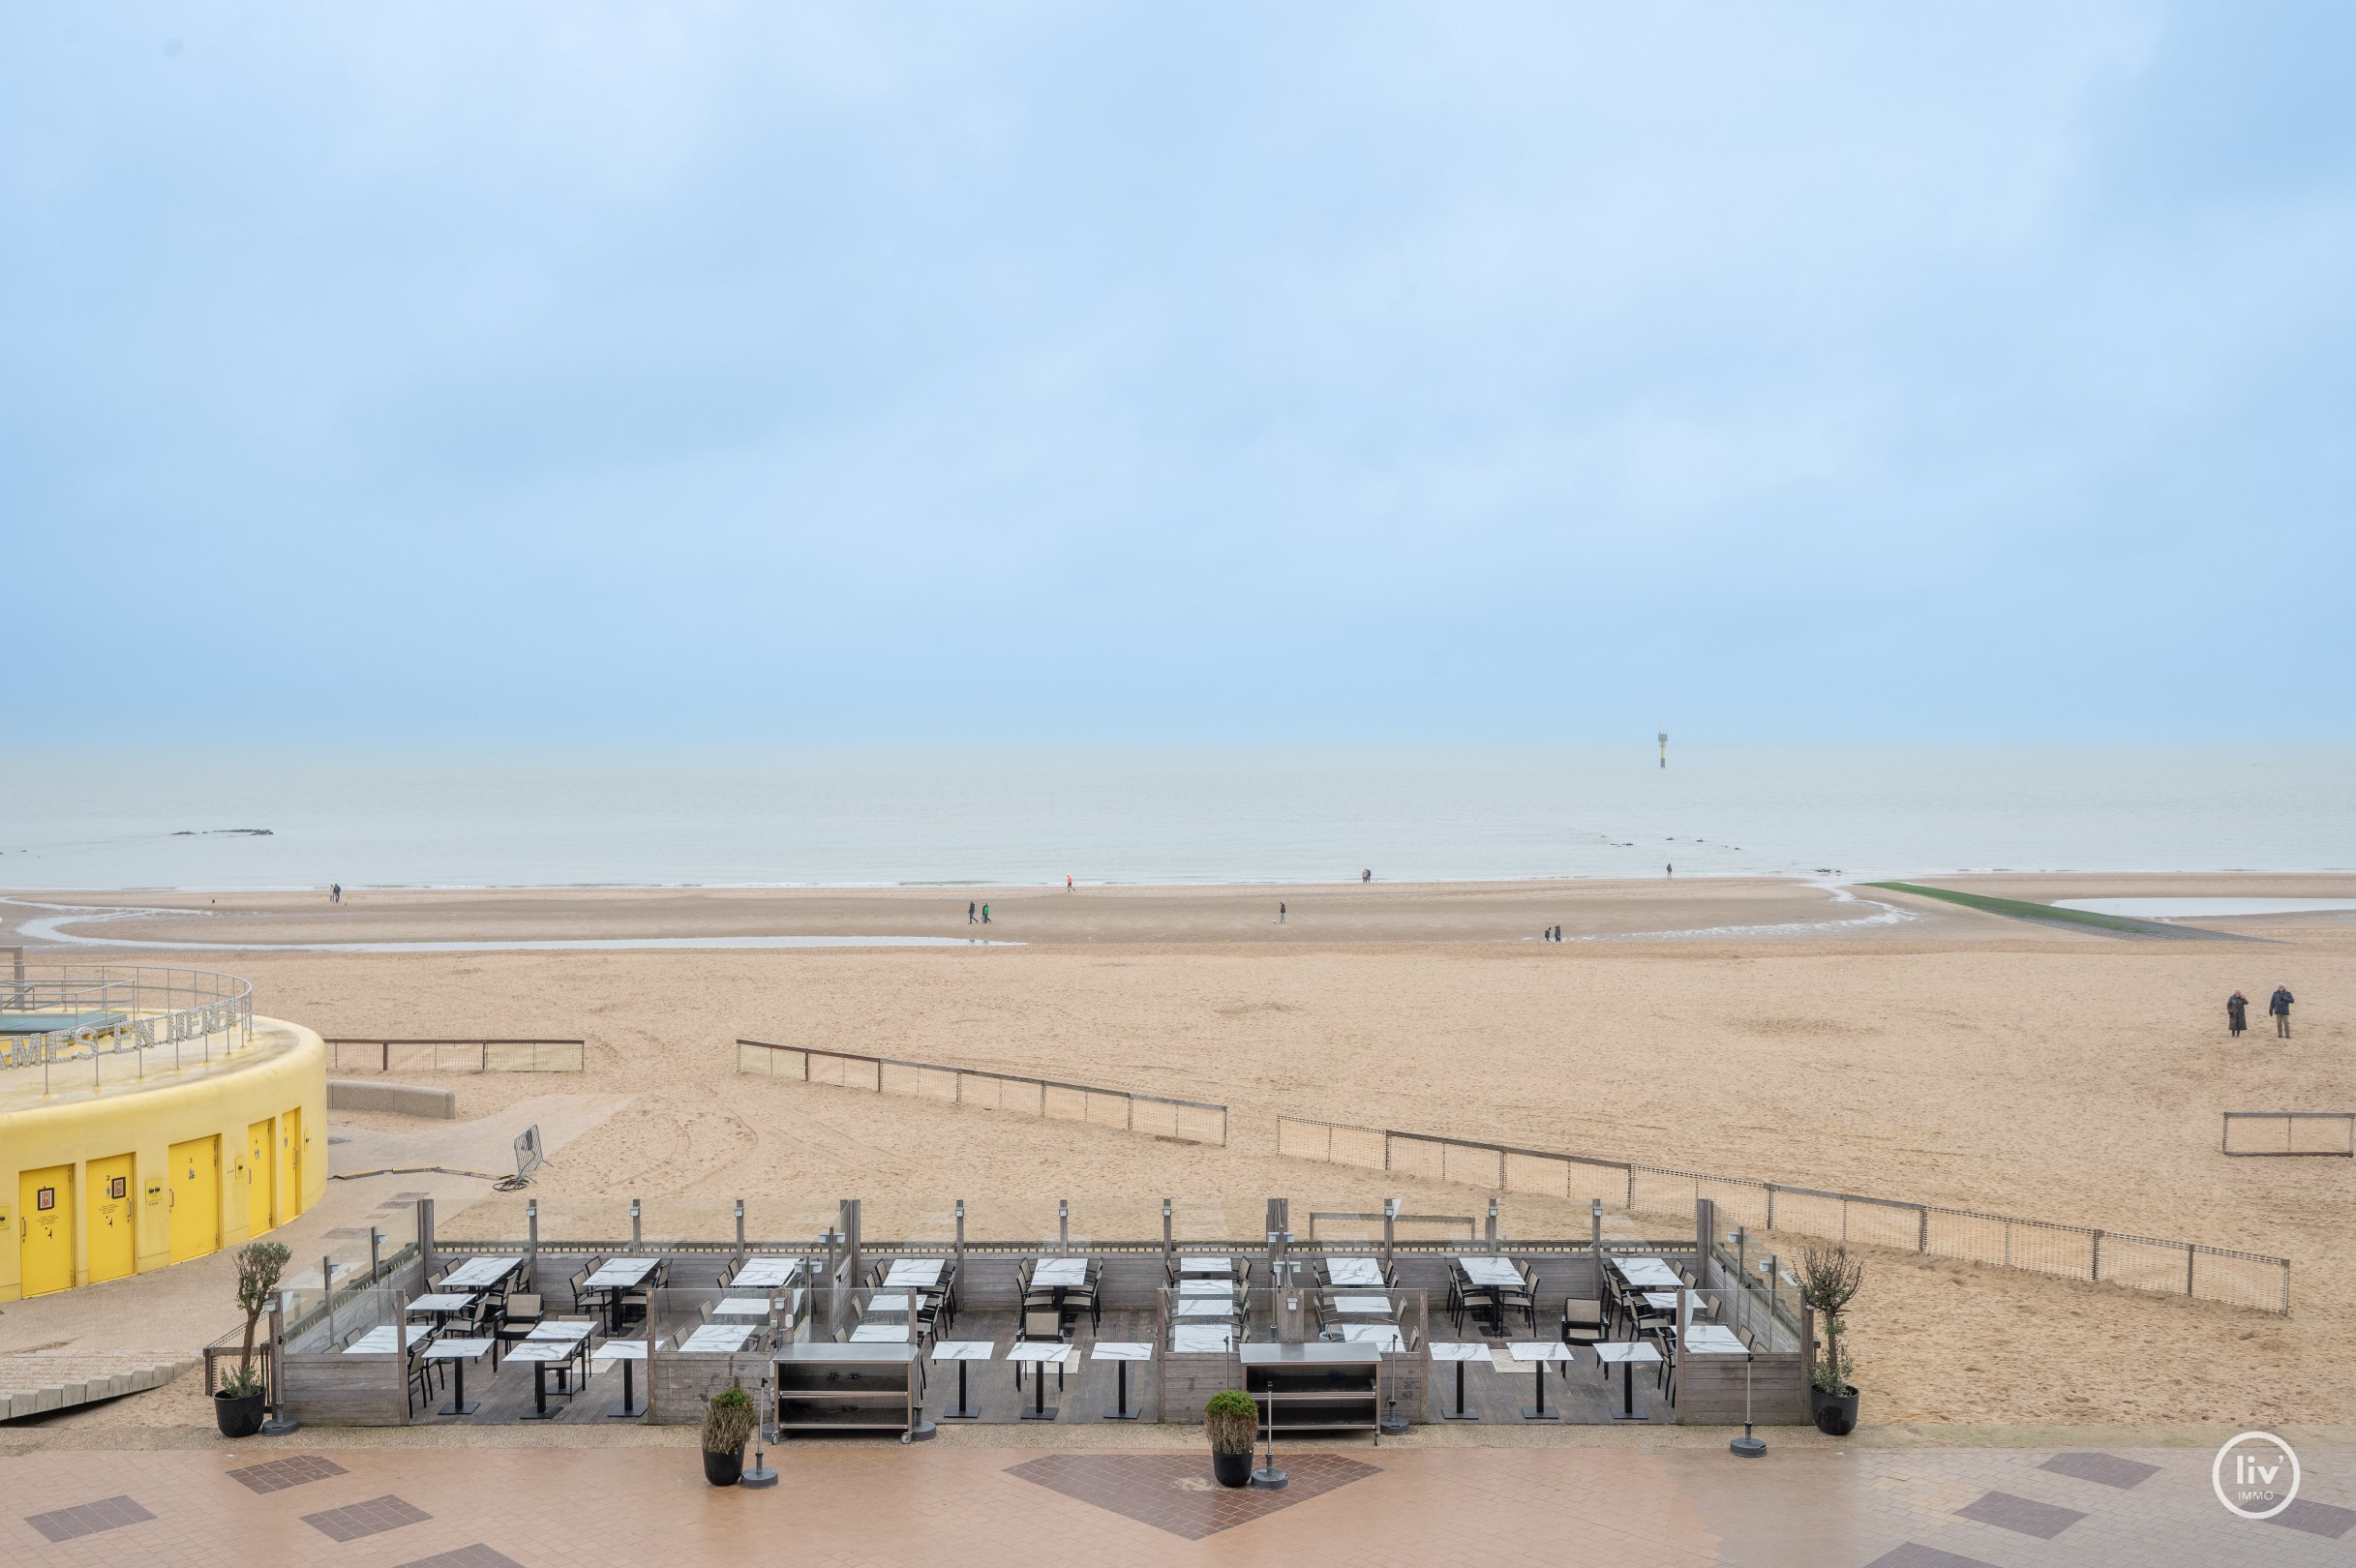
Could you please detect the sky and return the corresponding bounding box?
[5,4,2352,744]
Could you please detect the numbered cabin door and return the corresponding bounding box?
[85,1154,136,1284]
[17,1165,74,1296]
[283,1106,304,1218]
[246,1118,276,1236]
[167,1135,220,1263]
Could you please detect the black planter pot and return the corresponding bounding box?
[704,1449,745,1488]
[1810,1385,1859,1436]
[1211,1450,1254,1489]
[214,1390,266,1439]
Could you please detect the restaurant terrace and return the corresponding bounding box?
[231,1192,1807,1435]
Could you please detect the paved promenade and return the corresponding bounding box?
[4,1437,2348,1567]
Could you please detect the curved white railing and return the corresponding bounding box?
[1,963,255,1073]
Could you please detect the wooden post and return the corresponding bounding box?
[417,1198,436,1277]
[1383,1197,1398,1266]
[2091,1230,2103,1282]
[1162,1199,1172,1268]
[393,1289,410,1426]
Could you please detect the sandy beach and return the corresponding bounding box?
[6,874,2353,1432]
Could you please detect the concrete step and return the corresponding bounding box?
[0,1352,195,1420]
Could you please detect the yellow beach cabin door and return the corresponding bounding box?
[284,1106,304,1218]
[246,1118,276,1236]
[17,1165,74,1297]
[168,1135,220,1263]
[86,1154,136,1284]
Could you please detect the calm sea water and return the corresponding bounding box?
[2,745,2350,890]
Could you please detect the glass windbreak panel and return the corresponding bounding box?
[437,1193,532,1245]
[955,1197,1066,1250]
[860,1194,960,1247]
[1166,1197,1250,1247]
[521,1196,635,1246]
[1060,1195,1162,1249]
[636,1198,738,1247]
[650,1285,777,1359]
[279,1285,401,1354]
[742,1195,842,1251]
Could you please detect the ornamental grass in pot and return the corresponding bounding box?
[702,1385,758,1487]
[215,1242,290,1439]
[1799,1245,1864,1436]
[1205,1389,1258,1488]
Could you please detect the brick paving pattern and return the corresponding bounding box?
[394,1547,528,1568]
[1005,1452,1378,1539]
[1954,1488,2087,1538]
[0,1440,2343,1566]
[2270,1496,2356,1539]
[2039,1451,2160,1490]
[299,1493,433,1542]
[227,1455,349,1494]
[1862,1547,1998,1568]
[21,1494,154,1544]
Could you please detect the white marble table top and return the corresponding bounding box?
[593,1340,648,1361]
[438,1257,523,1291]
[1594,1341,1662,1365]
[526,1319,594,1342]
[730,1258,801,1288]
[584,1258,658,1288]
[1428,1342,1493,1362]
[1331,1294,1395,1315]
[1339,1324,1404,1349]
[408,1293,476,1313]
[1028,1258,1088,1288]
[1612,1257,1684,1289]
[1176,1256,1231,1274]
[1324,1258,1386,1287]
[1507,1341,1576,1363]
[504,1342,574,1364]
[1640,1291,1680,1311]
[424,1337,494,1361]
[1092,1341,1154,1362]
[343,1325,427,1354]
[1170,1324,1235,1353]
[1006,1342,1073,1365]
[1175,1298,1235,1317]
[930,1340,994,1362]
[679,1324,752,1354]
[1682,1324,1747,1354]
[711,1298,773,1316]
[850,1322,909,1342]
[1457,1256,1525,1287]
[881,1259,945,1288]
[1176,1280,1234,1298]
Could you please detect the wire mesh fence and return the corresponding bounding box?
[2221,1111,2355,1157]
[1276,1115,2290,1314]
[739,1039,1228,1145]
[324,1039,586,1072]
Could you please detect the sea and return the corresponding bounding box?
[2,744,2350,890]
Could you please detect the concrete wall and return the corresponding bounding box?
[327,1079,457,1118]
[0,1016,328,1301]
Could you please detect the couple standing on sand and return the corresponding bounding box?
[2226,986,2295,1039]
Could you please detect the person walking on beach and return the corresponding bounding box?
[967,901,976,924]
[329,882,341,905]
[2227,990,2248,1038]
[2270,984,2295,1039]
[981,903,991,924]
[1067,875,1073,890]
[1362,868,1371,883]
[1666,863,1674,878]
[1279,902,1286,924]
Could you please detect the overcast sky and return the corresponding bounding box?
[6,4,2350,743]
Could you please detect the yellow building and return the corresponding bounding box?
[2,965,325,1301]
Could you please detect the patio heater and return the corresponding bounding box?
[1253,1240,1289,1493]
[741,1361,779,1489]
[1730,1351,1766,1459]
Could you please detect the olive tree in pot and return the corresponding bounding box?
[216,1241,291,1438]
[1204,1389,1258,1488]
[1799,1244,1864,1436]
[702,1385,758,1488]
